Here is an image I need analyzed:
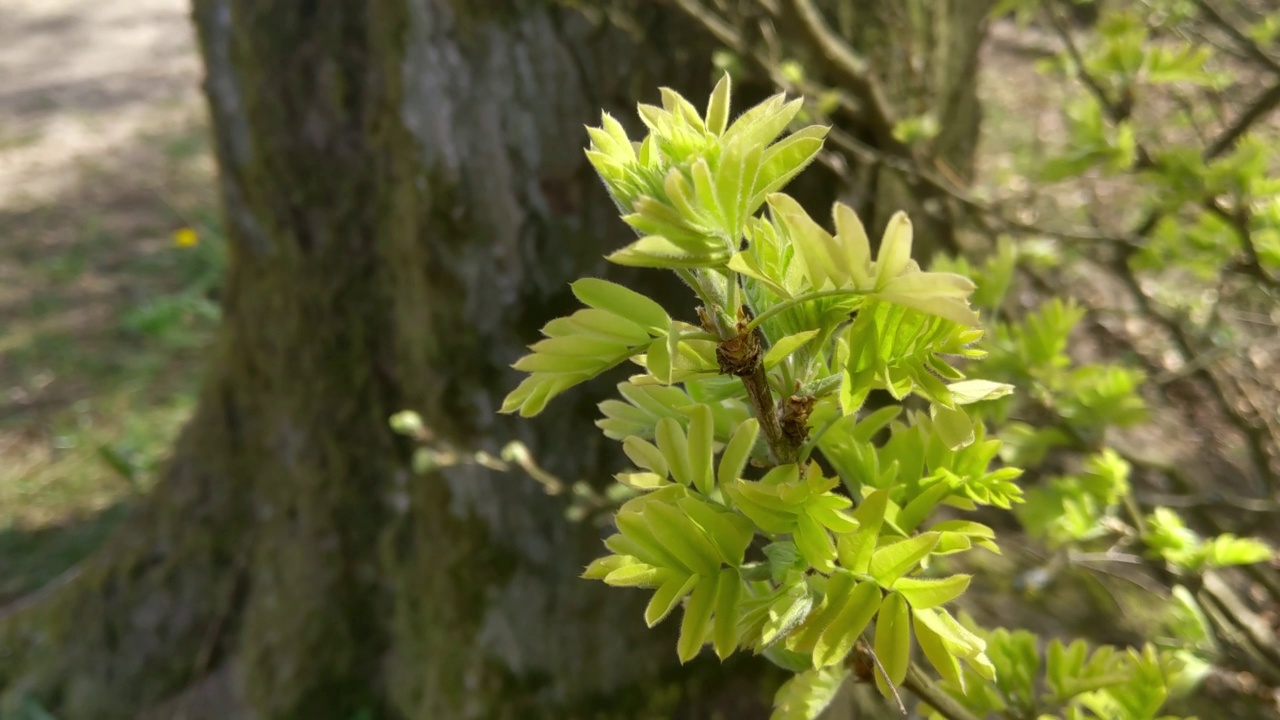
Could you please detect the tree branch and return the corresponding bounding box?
[903,659,983,720]
[1205,199,1280,290]
[1039,0,1155,168]
[1040,0,1120,119]
[668,0,1150,258]
[779,0,909,154]
[1205,80,1280,159]
[1196,0,1280,76]
[1107,239,1279,492]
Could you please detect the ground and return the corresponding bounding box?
[0,0,219,603]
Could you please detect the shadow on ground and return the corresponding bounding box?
[0,501,130,604]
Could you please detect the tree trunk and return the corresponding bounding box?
[0,2,754,719]
[0,3,992,719]
[825,0,994,256]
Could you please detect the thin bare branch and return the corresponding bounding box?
[1196,0,1280,76]
[779,0,907,153]
[1039,0,1157,168]
[902,659,982,720]
[1206,80,1280,159]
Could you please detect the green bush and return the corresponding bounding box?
[496,71,1272,718]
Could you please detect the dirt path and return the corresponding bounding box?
[0,0,202,205]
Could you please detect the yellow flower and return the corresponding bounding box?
[173,228,198,247]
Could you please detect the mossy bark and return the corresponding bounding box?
[0,2,773,719]
[824,0,994,256]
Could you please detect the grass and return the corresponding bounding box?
[0,108,222,603]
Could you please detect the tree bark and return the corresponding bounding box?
[822,0,994,256]
[0,2,754,719]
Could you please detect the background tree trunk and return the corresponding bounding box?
[0,2,992,719]
[824,0,994,256]
[0,2,767,719]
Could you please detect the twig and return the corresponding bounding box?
[1205,199,1280,290]
[1195,0,1280,76]
[744,359,796,465]
[1106,244,1279,492]
[780,0,907,153]
[1039,0,1155,168]
[1135,490,1278,514]
[860,643,908,715]
[902,659,983,720]
[1039,0,1121,120]
[1200,572,1280,677]
[671,0,1278,276]
[1205,80,1280,159]
[1196,588,1280,687]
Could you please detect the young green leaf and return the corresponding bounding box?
[607,234,728,269]
[760,583,814,648]
[749,126,829,210]
[705,73,731,136]
[571,278,670,332]
[726,483,800,534]
[771,193,844,289]
[717,139,763,237]
[712,567,743,659]
[718,417,760,487]
[832,202,874,288]
[837,490,889,574]
[893,574,971,609]
[506,358,600,381]
[645,572,699,627]
[728,250,793,298]
[691,159,723,224]
[786,570,857,655]
[873,592,911,698]
[622,436,669,478]
[763,330,820,370]
[794,511,837,574]
[545,308,650,346]
[678,573,719,663]
[931,404,976,450]
[913,607,990,677]
[615,471,669,490]
[603,563,667,588]
[914,609,965,692]
[813,579,882,668]
[771,666,849,720]
[895,479,956,534]
[659,87,705,132]
[583,554,642,580]
[948,379,1015,404]
[655,417,693,487]
[613,509,686,570]
[643,502,723,576]
[726,96,803,152]
[869,532,941,586]
[687,403,716,495]
[675,496,754,566]
[874,212,914,288]
[806,498,859,535]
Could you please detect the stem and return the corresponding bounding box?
[745,288,869,333]
[798,413,840,462]
[676,268,708,303]
[903,661,984,720]
[742,359,797,465]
